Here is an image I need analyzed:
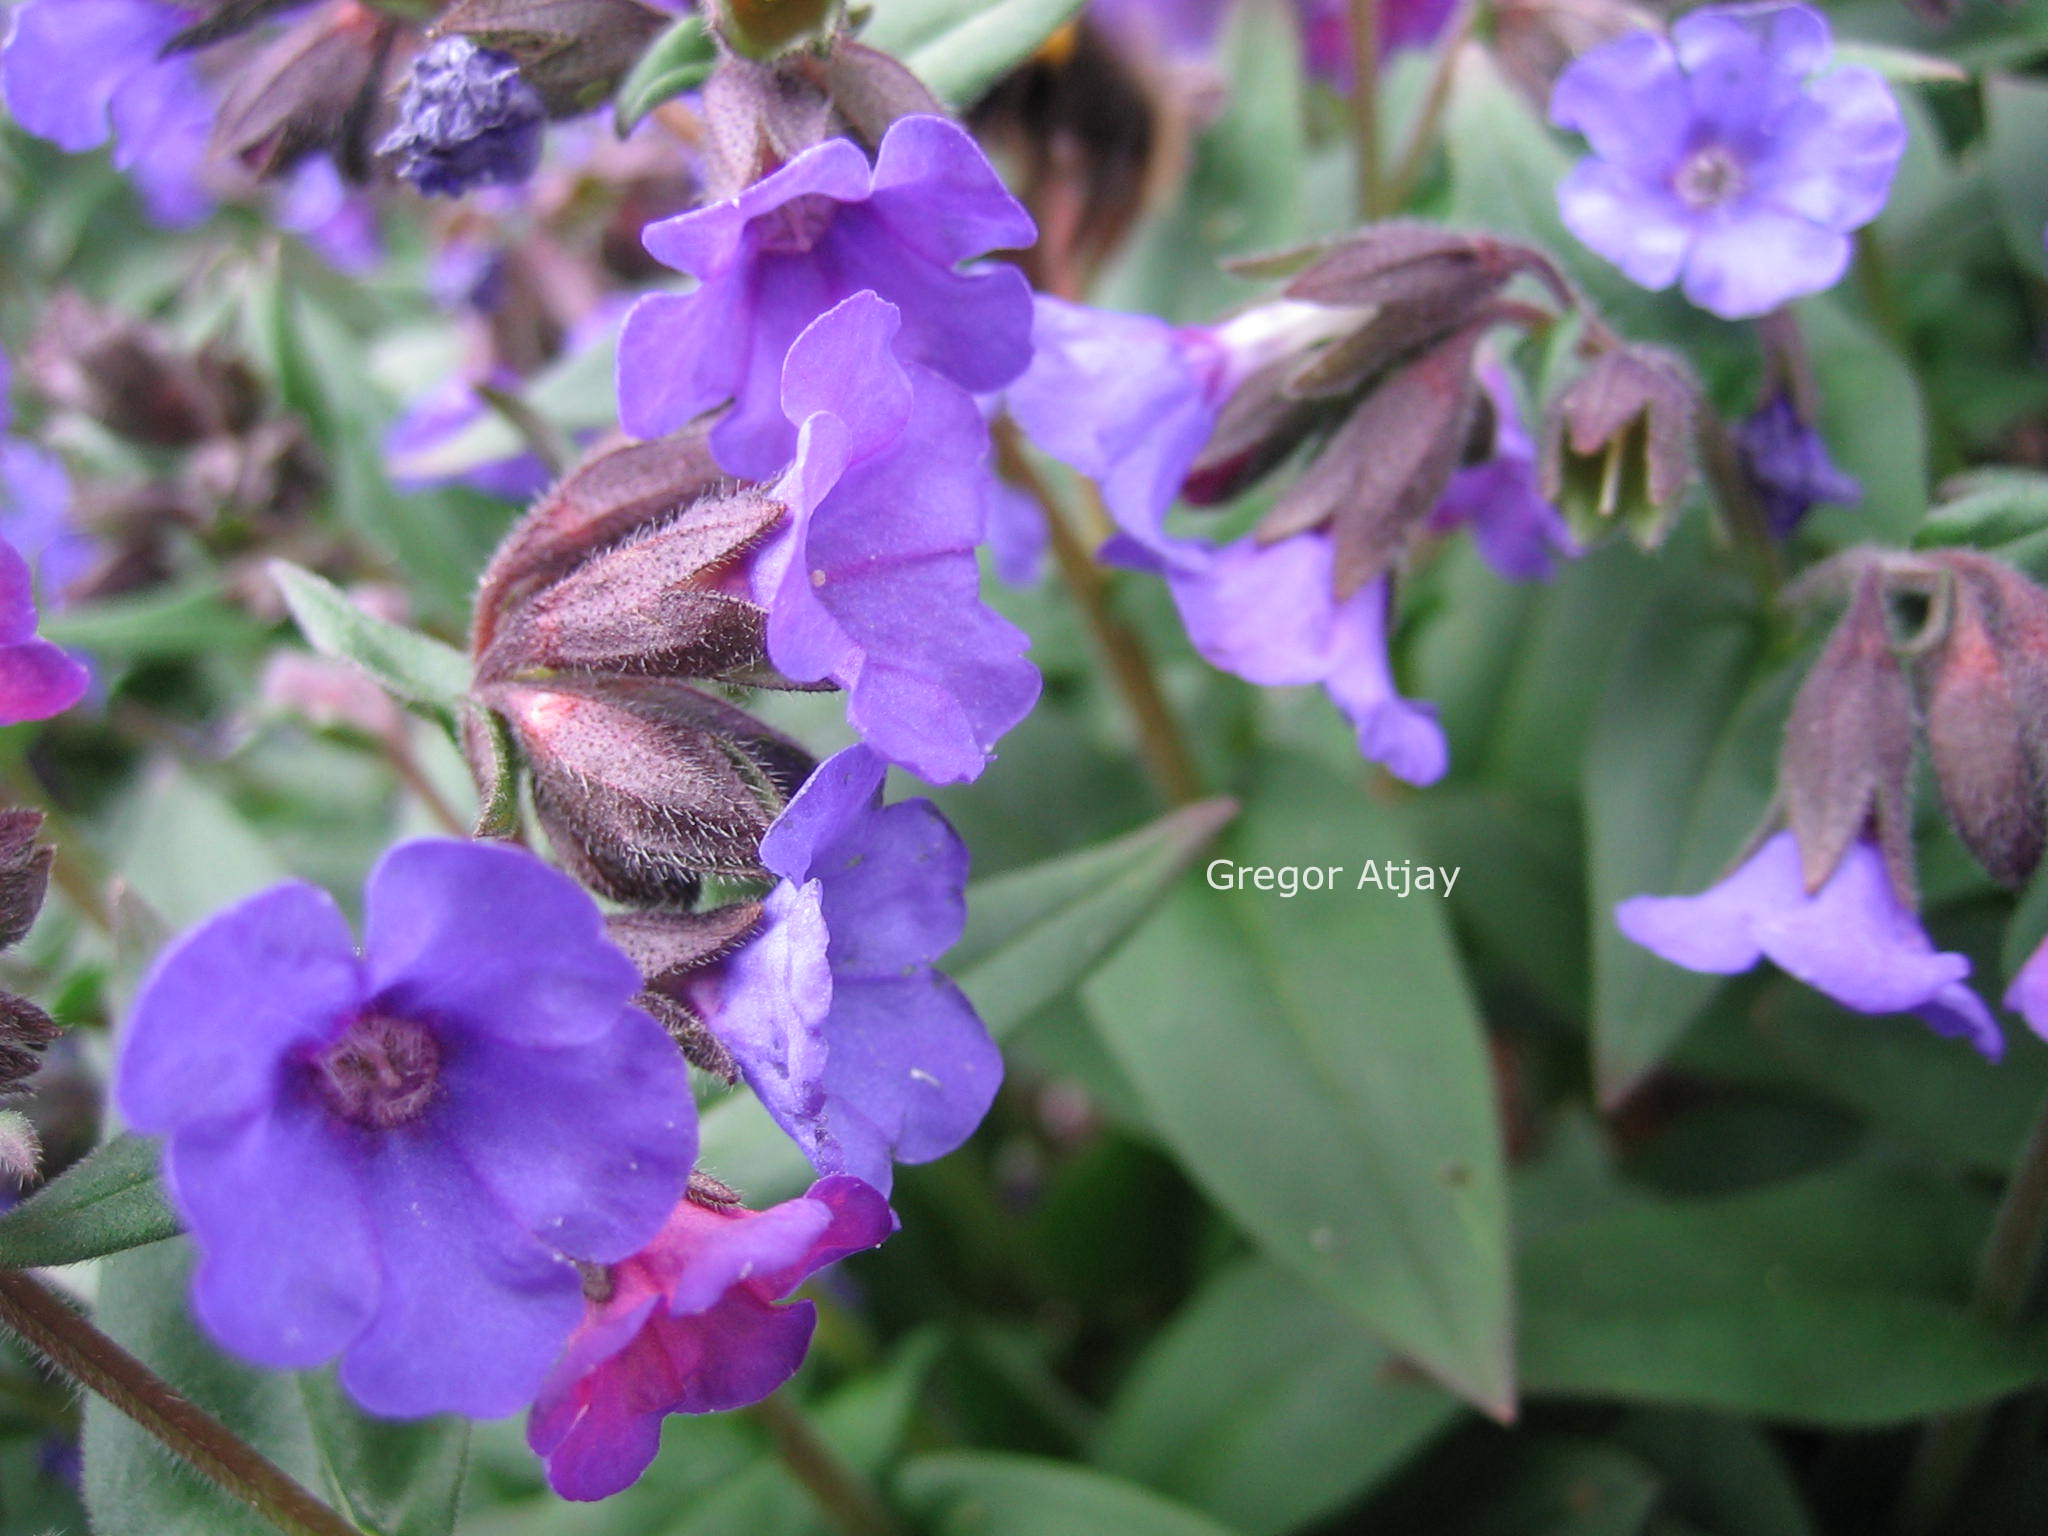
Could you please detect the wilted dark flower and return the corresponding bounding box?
[1735,390,1861,539]
[434,0,667,115]
[211,0,399,177]
[379,35,545,197]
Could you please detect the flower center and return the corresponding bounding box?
[758,193,840,254]
[1673,145,1747,211]
[313,1015,443,1130]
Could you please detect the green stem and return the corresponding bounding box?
[1382,4,1472,212]
[1895,1085,2048,1535]
[746,1394,907,1536]
[993,424,1204,808]
[1348,0,1384,218]
[0,1271,361,1536]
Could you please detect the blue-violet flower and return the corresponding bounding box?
[689,744,1003,1193]
[617,114,1036,479]
[751,292,1039,784]
[1734,389,1860,538]
[116,839,695,1418]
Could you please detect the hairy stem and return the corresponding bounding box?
[0,1270,360,1536]
[993,424,1204,808]
[1895,1085,2048,1534]
[1382,5,1473,212]
[746,1394,906,1536]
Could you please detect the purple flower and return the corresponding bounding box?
[751,292,1039,784]
[1616,829,2002,1058]
[2003,940,2048,1046]
[1090,0,1235,58]
[1142,531,1448,786]
[0,443,93,608]
[1007,294,1339,552]
[617,114,1036,480]
[1549,3,1905,319]
[1298,0,1460,89]
[529,1176,894,1501]
[0,534,89,725]
[378,36,545,199]
[690,744,1002,1193]
[115,840,695,1418]
[1,0,217,225]
[1427,365,1574,581]
[386,369,556,503]
[1734,390,1860,537]
[277,155,382,275]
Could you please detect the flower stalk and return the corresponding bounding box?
[1349,0,1385,218]
[0,1270,361,1536]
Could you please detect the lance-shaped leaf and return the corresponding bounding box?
[887,0,1089,109]
[1084,757,1514,1416]
[270,563,471,720]
[1781,564,1917,899]
[951,798,1238,1039]
[0,1133,180,1269]
[614,9,717,131]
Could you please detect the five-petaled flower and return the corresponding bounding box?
[617,113,1036,480]
[1549,2,1905,318]
[117,840,697,1418]
[529,1176,895,1501]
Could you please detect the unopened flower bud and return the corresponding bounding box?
[212,0,398,176]
[1780,564,1917,899]
[32,295,261,447]
[482,677,814,905]
[0,811,60,1098]
[714,0,840,59]
[1258,321,1489,597]
[473,428,730,659]
[1540,343,1697,549]
[379,35,546,197]
[474,489,785,685]
[432,0,667,118]
[1919,550,2048,888]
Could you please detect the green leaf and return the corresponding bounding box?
[1520,1161,2048,1423]
[1793,295,1929,544]
[615,12,717,132]
[1984,73,2048,279]
[890,0,1086,108]
[1095,1259,1460,1535]
[1916,468,2048,580]
[953,798,1238,1039]
[84,1241,334,1536]
[298,1373,468,1536]
[1831,40,1969,85]
[271,560,472,716]
[39,581,269,660]
[900,1452,1243,1536]
[1610,1412,1815,1536]
[1585,584,1772,1105]
[84,1239,468,1536]
[0,1134,179,1269]
[1083,755,1514,1415]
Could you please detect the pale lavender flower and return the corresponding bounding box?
[751,292,1039,784]
[2,0,217,224]
[529,1177,894,1501]
[278,155,381,274]
[688,744,1002,1193]
[0,535,88,725]
[116,840,695,1418]
[617,114,1036,479]
[1549,3,1906,318]
[1616,829,2002,1058]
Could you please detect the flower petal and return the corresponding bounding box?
[1557,161,1695,294]
[363,839,642,1050]
[1681,206,1848,319]
[118,881,365,1131]
[1548,27,1692,173]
